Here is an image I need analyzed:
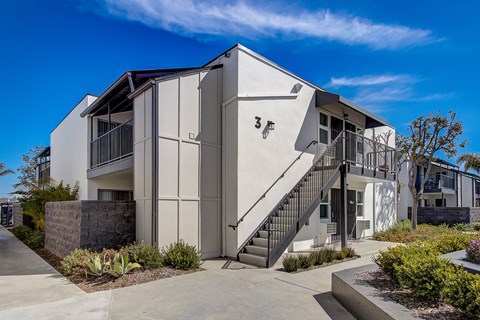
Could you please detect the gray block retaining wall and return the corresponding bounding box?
[408,207,480,225]
[12,203,23,228]
[45,200,135,258]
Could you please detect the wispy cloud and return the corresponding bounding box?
[326,74,413,88]
[92,0,435,49]
[353,87,454,104]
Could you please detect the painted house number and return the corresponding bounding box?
[255,116,261,128]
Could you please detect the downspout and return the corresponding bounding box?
[152,83,158,245]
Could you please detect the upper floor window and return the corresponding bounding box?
[319,112,329,145]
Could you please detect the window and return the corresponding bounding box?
[98,189,133,201]
[97,120,119,137]
[319,112,329,145]
[356,191,364,217]
[320,193,329,219]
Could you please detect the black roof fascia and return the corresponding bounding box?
[315,90,391,128]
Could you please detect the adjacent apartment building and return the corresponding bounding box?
[50,45,397,267]
[398,158,480,221]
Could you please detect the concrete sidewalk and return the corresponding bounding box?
[0,226,84,310]
[0,228,399,320]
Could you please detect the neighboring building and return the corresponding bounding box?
[35,147,51,186]
[50,44,397,267]
[399,158,480,220]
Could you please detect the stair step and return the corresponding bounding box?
[258,230,284,238]
[238,253,267,267]
[252,237,279,247]
[268,223,295,232]
[272,216,297,224]
[245,245,268,256]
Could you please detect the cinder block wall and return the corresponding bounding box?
[45,200,135,258]
[12,203,23,227]
[408,207,480,225]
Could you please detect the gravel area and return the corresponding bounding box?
[35,248,199,293]
[359,269,467,320]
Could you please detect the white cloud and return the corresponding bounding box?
[353,87,454,104]
[93,0,434,49]
[326,74,413,88]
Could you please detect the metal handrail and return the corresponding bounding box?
[228,140,318,230]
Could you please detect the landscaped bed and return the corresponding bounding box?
[281,246,358,272]
[10,226,202,293]
[34,247,198,293]
[369,220,480,319]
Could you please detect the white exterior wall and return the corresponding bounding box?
[133,88,153,244]
[461,174,474,207]
[50,95,97,200]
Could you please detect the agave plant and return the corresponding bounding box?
[105,253,141,278]
[86,254,105,277]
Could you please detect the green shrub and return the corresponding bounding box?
[426,233,479,254]
[10,225,32,241]
[282,256,300,272]
[440,267,480,319]
[339,247,356,259]
[61,248,95,276]
[396,251,453,300]
[322,247,338,263]
[311,250,327,265]
[24,230,44,249]
[373,245,408,282]
[472,222,480,231]
[297,254,315,269]
[453,223,469,232]
[162,240,202,270]
[126,243,163,270]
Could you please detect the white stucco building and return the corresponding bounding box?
[50,45,398,267]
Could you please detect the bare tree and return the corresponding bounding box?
[397,111,466,230]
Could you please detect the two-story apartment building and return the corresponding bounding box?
[399,158,480,220]
[50,45,397,267]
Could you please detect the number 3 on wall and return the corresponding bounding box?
[255,116,261,129]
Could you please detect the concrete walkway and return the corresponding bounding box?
[0,226,399,320]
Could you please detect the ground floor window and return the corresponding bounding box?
[356,191,364,217]
[98,189,133,201]
[320,193,329,219]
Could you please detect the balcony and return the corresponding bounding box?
[423,174,455,193]
[90,119,133,168]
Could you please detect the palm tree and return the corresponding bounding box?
[0,162,13,176]
[457,153,480,173]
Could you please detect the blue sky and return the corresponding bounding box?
[1,0,479,198]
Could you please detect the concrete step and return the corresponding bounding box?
[272,215,297,224]
[252,237,279,247]
[238,253,267,267]
[258,230,284,238]
[269,223,295,232]
[245,245,268,256]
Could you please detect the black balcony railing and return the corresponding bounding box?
[90,119,133,168]
[424,173,455,191]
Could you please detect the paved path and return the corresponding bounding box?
[0,226,399,320]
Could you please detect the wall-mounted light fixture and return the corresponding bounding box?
[267,121,275,130]
[292,83,303,93]
[343,113,349,120]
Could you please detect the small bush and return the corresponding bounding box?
[311,250,327,265]
[282,256,300,272]
[24,230,44,249]
[440,267,480,319]
[10,226,44,249]
[86,253,105,277]
[126,243,163,270]
[105,253,141,277]
[61,248,95,276]
[162,240,202,270]
[340,247,356,259]
[297,254,315,269]
[453,223,469,232]
[322,247,338,263]
[396,250,453,300]
[427,233,479,255]
[373,245,408,282]
[472,222,480,231]
[10,225,33,241]
[466,238,480,264]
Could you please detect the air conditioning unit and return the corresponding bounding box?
[319,222,337,235]
[356,220,371,239]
